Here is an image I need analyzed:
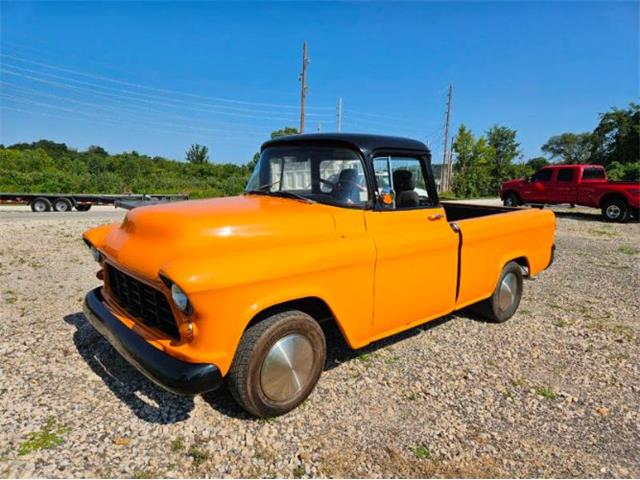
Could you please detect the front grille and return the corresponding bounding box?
[107,265,180,339]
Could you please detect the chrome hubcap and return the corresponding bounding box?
[498,272,518,311]
[56,202,68,212]
[606,205,620,219]
[260,334,314,402]
[34,202,46,212]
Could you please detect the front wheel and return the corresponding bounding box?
[601,198,629,223]
[471,261,523,323]
[227,310,326,417]
[503,193,521,207]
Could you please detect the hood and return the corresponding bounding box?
[502,178,526,188]
[97,194,337,281]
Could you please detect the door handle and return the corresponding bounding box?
[428,213,444,221]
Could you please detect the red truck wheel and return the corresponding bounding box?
[227,310,326,417]
[601,197,629,223]
[503,193,521,207]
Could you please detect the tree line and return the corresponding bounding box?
[0,105,636,200]
[449,103,639,198]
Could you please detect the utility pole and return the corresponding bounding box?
[440,83,453,191]
[337,97,343,132]
[299,41,309,133]
[447,136,454,189]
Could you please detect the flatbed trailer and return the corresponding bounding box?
[0,192,189,212]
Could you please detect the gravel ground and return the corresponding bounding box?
[0,204,638,478]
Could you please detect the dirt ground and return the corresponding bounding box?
[0,203,638,478]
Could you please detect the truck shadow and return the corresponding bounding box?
[64,312,196,424]
[552,210,604,222]
[65,311,456,421]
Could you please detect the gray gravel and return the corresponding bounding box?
[0,204,638,478]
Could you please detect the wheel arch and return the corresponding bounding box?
[599,192,628,208]
[509,256,531,278]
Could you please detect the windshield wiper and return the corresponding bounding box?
[245,190,314,204]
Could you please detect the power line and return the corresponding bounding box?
[1,66,317,124]
[0,80,267,135]
[1,62,333,118]
[0,52,334,111]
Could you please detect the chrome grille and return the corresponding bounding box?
[106,265,179,339]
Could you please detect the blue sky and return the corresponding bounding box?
[1,1,638,165]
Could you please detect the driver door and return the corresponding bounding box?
[365,155,458,340]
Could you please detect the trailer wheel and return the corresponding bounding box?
[75,204,92,212]
[53,197,73,212]
[470,261,523,323]
[30,197,52,213]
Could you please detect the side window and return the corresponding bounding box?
[318,158,368,206]
[373,156,431,209]
[532,168,553,182]
[556,169,574,182]
[582,167,606,181]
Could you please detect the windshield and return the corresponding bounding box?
[245,145,369,207]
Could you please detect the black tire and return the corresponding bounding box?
[503,192,521,207]
[75,204,92,212]
[227,310,326,417]
[471,261,523,323]
[53,197,73,212]
[30,197,52,213]
[601,197,629,223]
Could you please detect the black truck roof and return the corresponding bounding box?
[261,133,429,157]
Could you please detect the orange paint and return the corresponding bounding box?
[84,193,555,376]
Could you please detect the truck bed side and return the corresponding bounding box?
[447,206,556,309]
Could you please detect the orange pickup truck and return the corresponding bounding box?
[83,133,556,417]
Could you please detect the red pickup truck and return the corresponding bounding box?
[500,164,640,222]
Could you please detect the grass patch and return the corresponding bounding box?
[552,319,570,328]
[133,469,156,479]
[511,377,526,387]
[411,443,431,460]
[171,436,184,451]
[618,246,640,255]
[534,386,558,400]
[188,446,209,466]
[18,417,70,455]
[356,352,374,363]
[3,290,17,304]
[292,464,305,478]
[589,229,617,237]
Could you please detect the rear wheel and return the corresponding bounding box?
[503,192,521,207]
[30,197,52,213]
[601,197,629,223]
[471,261,523,323]
[227,310,326,417]
[53,197,72,212]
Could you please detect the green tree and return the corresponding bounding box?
[247,126,299,170]
[590,103,639,167]
[186,144,209,164]
[270,126,299,139]
[526,156,550,172]
[541,132,592,164]
[486,125,521,193]
[451,125,493,198]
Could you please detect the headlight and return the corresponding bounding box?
[170,283,192,314]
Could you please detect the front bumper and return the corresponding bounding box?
[83,287,222,395]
